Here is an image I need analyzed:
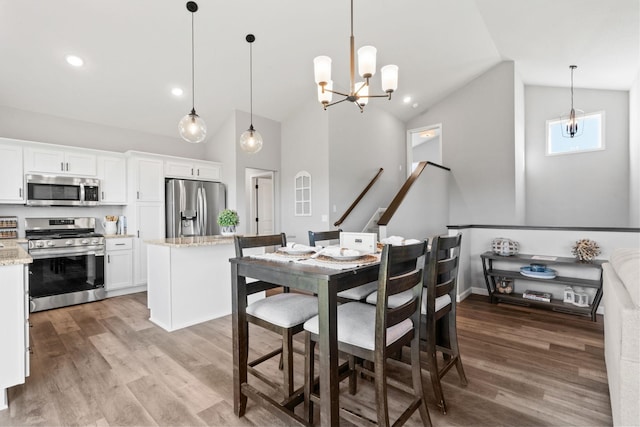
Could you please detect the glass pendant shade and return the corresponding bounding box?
[357,46,377,78]
[240,126,263,154]
[318,80,333,104]
[381,64,398,93]
[313,56,332,84]
[179,110,207,143]
[356,81,368,106]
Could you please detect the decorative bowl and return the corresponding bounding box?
[491,238,519,256]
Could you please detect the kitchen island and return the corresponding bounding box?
[145,235,239,332]
[0,240,31,411]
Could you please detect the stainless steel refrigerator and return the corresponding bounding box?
[165,179,226,238]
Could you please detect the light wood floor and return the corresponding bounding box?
[0,293,612,426]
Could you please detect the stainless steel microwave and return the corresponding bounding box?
[26,174,100,206]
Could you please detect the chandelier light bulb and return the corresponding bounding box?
[356,81,369,107]
[178,110,207,143]
[318,80,333,105]
[240,126,263,154]
[381,64,399,93]
[313,56,332,85]
[357,46,377,78]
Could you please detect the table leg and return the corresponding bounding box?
[231,263,248,416]
[317,281,339,425]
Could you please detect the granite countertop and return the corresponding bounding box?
[104,234,136,239]
[0,240,32,266]
[145,235,235,248]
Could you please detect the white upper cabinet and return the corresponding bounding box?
[24,146,96,176]
[164,159,221,181]
[97,155,127,205]
[0,139,24,203]
[130,156,164,202]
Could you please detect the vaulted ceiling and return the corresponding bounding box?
[0,0,637,140]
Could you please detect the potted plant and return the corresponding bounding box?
[217,209,239,236]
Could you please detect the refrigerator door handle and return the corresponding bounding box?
[197,187,204,236]
[202,187,208,236]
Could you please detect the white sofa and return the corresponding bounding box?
[603,248,640,427]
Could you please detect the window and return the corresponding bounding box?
[294,171,311,216]
[546,111,604,156]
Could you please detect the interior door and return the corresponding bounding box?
[255,177,274,235]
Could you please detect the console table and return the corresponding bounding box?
[480,252,604,321]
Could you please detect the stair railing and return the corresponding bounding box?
[377,161,450,226]
[334,167,384,227]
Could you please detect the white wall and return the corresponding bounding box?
[514,65,526,224]
[630,71,640,227]
[0,106,206,159]
[205,111,236,208]
[280,100,330,243]
[525,86,629,227]
[406,61,518,225]
[328,105,406,233]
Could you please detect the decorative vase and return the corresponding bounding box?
[491,238,519,256]
[221,225,236,236]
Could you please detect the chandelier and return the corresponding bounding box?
[239,34,263,154]
[313,0,398,112]
[560,65,584,138]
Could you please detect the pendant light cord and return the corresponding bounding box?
[249,40,253,127]
[191,11,195,112]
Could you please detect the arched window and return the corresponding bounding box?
[294,171,311,216]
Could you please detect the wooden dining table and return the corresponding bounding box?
[230,255,380,426]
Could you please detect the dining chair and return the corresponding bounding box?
[234,234,319,400]
[308,229,378,302]
[303,241,432,426]
[420,233,468,414]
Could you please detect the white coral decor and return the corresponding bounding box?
[571,238,601,261]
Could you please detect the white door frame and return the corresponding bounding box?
[406,123,442,178]
[245,168,276,236]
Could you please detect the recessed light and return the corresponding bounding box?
[403,96,411,104]
[65,55,84,67]
[412,103,419,109]
[171,87,184,97]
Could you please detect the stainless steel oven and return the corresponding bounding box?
[25,217,105,312]
[26,174,100,206]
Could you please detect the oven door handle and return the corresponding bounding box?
[29,246,105,259]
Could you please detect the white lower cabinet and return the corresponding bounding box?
[105,238,133,293]
[0,264,28,411]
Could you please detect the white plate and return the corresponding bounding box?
[324,252,363,261]
[278,247,315,255]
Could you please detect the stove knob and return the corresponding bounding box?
[46,241,55,247]
[65,240,73,246]
[81,239,89,245]
[91,239,99,244]
[35,241,44,248]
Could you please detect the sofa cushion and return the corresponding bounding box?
[609,248,640,308]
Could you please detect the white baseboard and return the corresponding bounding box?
[105,285,147,299]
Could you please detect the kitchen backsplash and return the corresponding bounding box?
[0,204,126,237]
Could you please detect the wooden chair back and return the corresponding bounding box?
[234,233,287,257]
[424,234,462,320]
[375,241,428,353]
[307,229,341,246]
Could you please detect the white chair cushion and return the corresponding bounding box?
[247,293,318,328]
[365,289,451,313]
[303,302,413,351]
[337,281,378,301]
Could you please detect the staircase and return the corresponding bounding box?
[362,208,386,237]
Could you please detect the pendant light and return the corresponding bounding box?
[560,65,584,139]
[178,1,207,143]
[239,34,263,154]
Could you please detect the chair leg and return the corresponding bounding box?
[448,313,468,386]
[411,337,432,427]
[374,354,391,427]
[423,338,447,414]
[304,333,315,424]
[282,330,294,398]
[348,355,358,395]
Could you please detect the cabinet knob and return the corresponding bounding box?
[61,162,64,171]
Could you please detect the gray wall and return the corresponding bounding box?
[327,104,406,233]
[280,100,330,243]
[525,86,629,227]
[630,71,640,227]
[0,106,206,158]
[407,61,518,225]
